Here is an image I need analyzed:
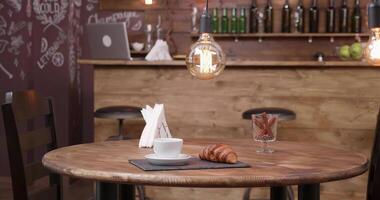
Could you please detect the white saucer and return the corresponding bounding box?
[145,154,191,166]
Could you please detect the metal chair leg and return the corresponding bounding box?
[286,186,294,200]
[242,186,293,200]
[136,185,147,200]
[243,188,252,200]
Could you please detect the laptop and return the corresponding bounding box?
[86,22,133,60]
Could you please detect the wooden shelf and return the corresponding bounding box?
[131,50,148,56]
[78,59,377,68]
[79,59,185,66]
[190,32,370,39]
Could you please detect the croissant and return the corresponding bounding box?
[199,144,238,164]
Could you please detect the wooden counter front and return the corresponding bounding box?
[78,59,376,68]
[86,60,379,200]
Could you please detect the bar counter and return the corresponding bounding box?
[85,59,378,200]
[79,59,376,68]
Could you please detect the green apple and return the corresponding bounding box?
[339,45,351,60]
[350,42,363,60]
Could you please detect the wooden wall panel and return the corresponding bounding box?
[119,0,370,59]
[94,66,378,200]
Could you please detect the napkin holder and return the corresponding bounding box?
[139,104,172,148]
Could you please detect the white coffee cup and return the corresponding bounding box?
[153,138,183,158]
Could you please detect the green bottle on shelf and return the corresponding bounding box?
[239,8,247,33]
[221,8,229,33]
[281,0,292,33]
[338,0,349,32]
[231,8,238,33]
[250,0,258,33]
[264,0,274,33]
[351,0,361,33]
[211,8,219,33]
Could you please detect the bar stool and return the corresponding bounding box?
[242,107,296,122]
[95,105,143,140]
[95,105,148,200]
[242,107,296,200]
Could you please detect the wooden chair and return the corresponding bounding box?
[367,109,380,200]
[1,90,62,200]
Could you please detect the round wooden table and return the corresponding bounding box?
[42,138,368,200]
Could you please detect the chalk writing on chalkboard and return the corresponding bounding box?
[37,32,66,69]
[0,15,7,36]
[8,21,26,36]
[20,70,26,80]
[14,58,18,67]
[52,52,64,67]
[41,37,48,53]
[26,41,32,57]
[0,40,8,53]
[87,12,143,31]
[5,0,22,12]
[0,62,13,79]
[8,35,24,55]
[33,0,68,32]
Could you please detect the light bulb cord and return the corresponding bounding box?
[199,0,212,33]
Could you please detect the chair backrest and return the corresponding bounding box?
[1,90,61,200]
[367,109,380,200]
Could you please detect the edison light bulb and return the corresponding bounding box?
[186,33,226,80]
[366,28,380,65]
[145,0,153,5]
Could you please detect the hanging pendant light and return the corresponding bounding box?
[366,0,380,65]
[186,0,226,80]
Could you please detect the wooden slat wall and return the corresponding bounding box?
[94,66,378,200]
[102,0,370,60]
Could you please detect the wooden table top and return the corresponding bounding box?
[42,138,368,188]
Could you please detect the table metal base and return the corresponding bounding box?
[298,184,320,200]
[269,184,319,200]
[270,186,287,200]
[107,134,129,141]
[96,182,135,200]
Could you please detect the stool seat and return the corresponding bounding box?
[242,107,296,121]
[95,106,142,120]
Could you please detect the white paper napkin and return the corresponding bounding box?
[139,104,172,148]
[145,40,173,61]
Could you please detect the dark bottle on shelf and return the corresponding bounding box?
[338,0,349,32]
[239,8,247,33]
[249,0,258,33]
[281,0,291,33]
[351,0,362,33]
[211,8,219,33]
[221,8,229,33]
[309,0,319,33]
[295,0,305,33]
[325,0,336,33]
[264,0,273,33]
[231,8,238,33]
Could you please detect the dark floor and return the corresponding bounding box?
[0,176,94,200]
